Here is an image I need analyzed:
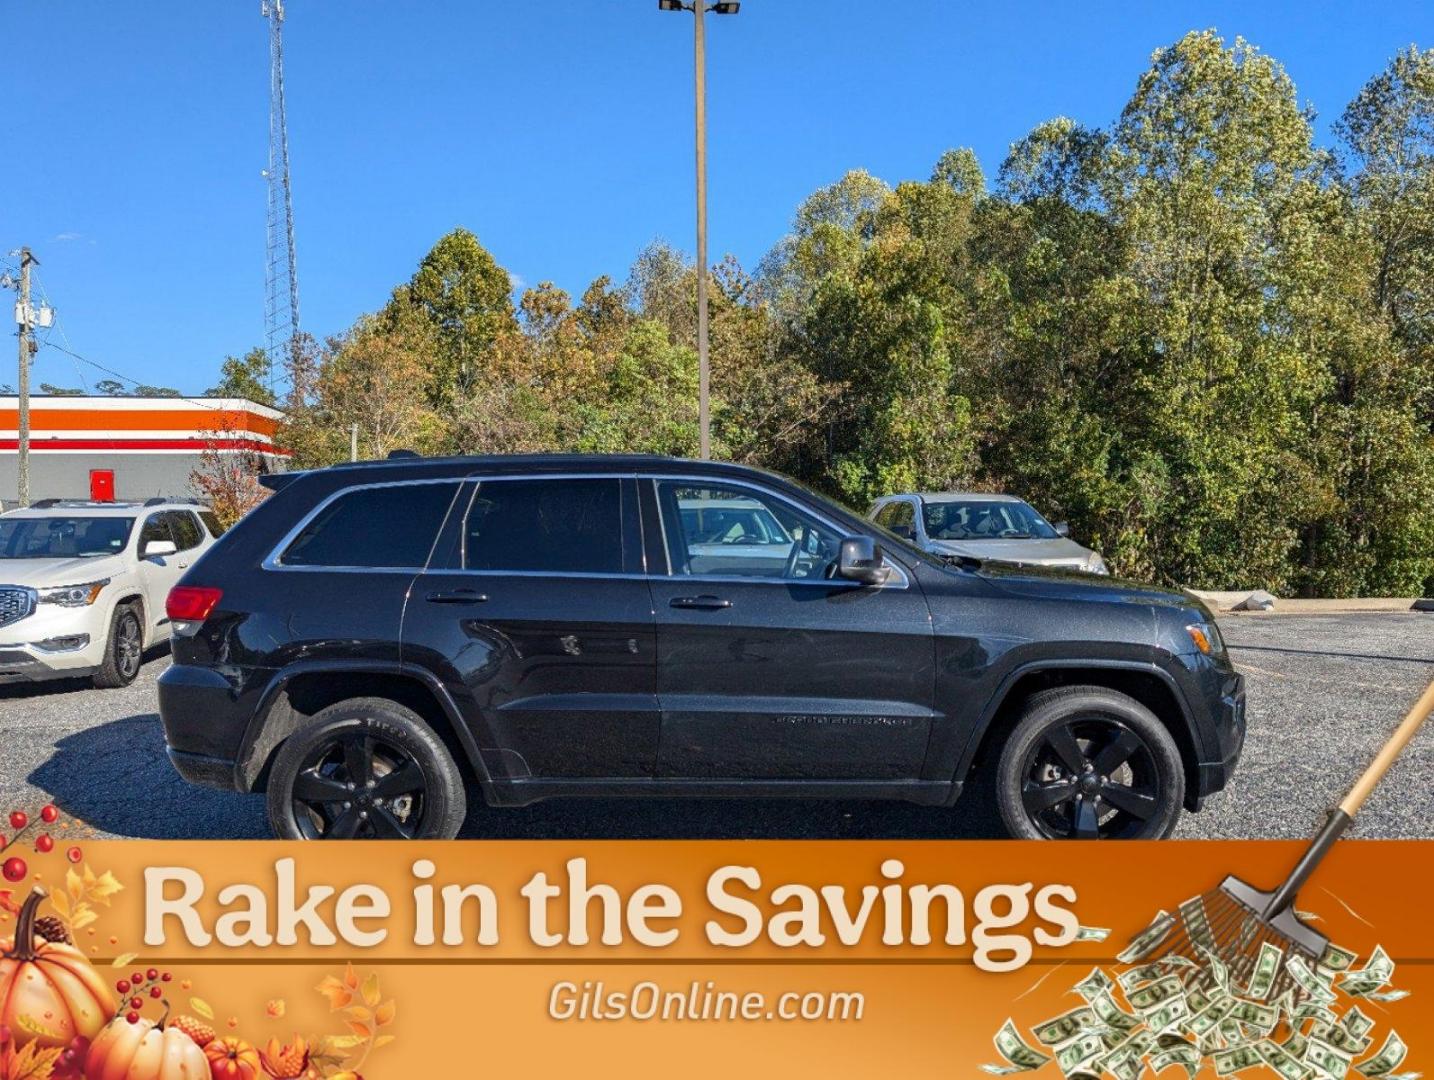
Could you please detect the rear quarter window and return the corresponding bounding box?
[280,482,462,568]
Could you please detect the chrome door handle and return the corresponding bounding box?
[669,595,732,610]
[426,589,489,604]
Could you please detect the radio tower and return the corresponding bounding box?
[262,0,299,391]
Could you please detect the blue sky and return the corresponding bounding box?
[5,1,1429,395]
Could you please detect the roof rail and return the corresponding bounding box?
[30,498,60,508]
[387,448,421,459]
[143,496,207,507]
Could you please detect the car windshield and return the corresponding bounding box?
[679,500,793,546]
[0,516,135,558]
[922,499,1058,541]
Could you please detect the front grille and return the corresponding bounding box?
[0,587,35,629]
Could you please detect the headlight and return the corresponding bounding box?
[1185,620,1226,657]
[1087,554,1110,575]
[37,579,110,607]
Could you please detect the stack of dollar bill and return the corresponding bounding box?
[983,904,1415,1080]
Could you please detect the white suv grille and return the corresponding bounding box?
[0,587,35,628]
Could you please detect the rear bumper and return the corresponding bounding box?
[166,748,239,789]
[158,663,252,791]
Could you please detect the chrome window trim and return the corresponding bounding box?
[262,478,466,573]
[649,473,909,591]
[262,470,907,589]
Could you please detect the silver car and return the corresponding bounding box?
[867,492,1109,574]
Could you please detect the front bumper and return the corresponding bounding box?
[1190,667,1246,809]
[0,608,106,682]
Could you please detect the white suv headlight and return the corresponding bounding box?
[1087,554,1110,575]
[37,579,110,607]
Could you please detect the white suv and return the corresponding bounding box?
[0,499,220,688]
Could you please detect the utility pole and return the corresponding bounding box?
[659,0,740,459]
[16,249,35,508]
[693,2,709,460]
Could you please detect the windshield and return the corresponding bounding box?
[922,499,1058,541]
[0,516,135,558]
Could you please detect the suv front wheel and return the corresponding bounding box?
[266,697,467,840]
[92,604,143,689]
[995,686,1184,840]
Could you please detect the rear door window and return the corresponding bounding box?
[463,478,624,574]
[281,482,462,568]
[199,510,225,538]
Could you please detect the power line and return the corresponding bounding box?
[37,338,232,414]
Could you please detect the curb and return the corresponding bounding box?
[1187,590,1434,614]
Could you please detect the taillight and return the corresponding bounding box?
[166,586,223,623]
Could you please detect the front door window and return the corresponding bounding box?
[656,481,842,581]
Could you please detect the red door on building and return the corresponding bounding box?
[90,469,115,502]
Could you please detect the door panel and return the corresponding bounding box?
[135,512,184,639]
[400,477,659,781]
[648,479,936,781]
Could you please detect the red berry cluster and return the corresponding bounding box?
[0,803,77,882]
[57,1033,92,1074]
[115,967,174,1024]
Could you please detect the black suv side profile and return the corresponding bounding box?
[158,455,1245,841]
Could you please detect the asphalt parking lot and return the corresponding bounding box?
[0,612,1429,841]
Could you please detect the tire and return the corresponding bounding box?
[266,697,466,840]
[92,604,143,688]
[994,686,1184,840]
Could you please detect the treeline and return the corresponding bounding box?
[217,33,1434,596]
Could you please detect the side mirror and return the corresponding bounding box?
[144,539,178,558]
[1054,522,1071,537]
[838,536,891,586]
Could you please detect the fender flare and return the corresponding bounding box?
[951,657,1206,785]
[234,659,495,794]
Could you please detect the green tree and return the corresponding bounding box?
[206,347,276,406]
[384,228,520,405]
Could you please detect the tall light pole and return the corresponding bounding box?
[659,0,740,460]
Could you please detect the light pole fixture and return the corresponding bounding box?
[659,0,740,459]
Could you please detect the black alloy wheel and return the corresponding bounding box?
[995,686,1184,840]
[1017,716,1162,839]
[266,697,467,840]
[291,730,428,839]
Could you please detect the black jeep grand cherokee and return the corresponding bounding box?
[158,455,1244,841]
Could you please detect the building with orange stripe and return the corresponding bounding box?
[0,395,288,507]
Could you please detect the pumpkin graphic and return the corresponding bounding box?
[0,888,115,1050]
[85,1012,208,1080]
[204,1036,262,1080]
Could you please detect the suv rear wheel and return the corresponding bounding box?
[266,697,467,840]
[92,604,143,689]
[995,686,1184,840]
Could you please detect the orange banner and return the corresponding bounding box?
[0,840,1427,1078]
